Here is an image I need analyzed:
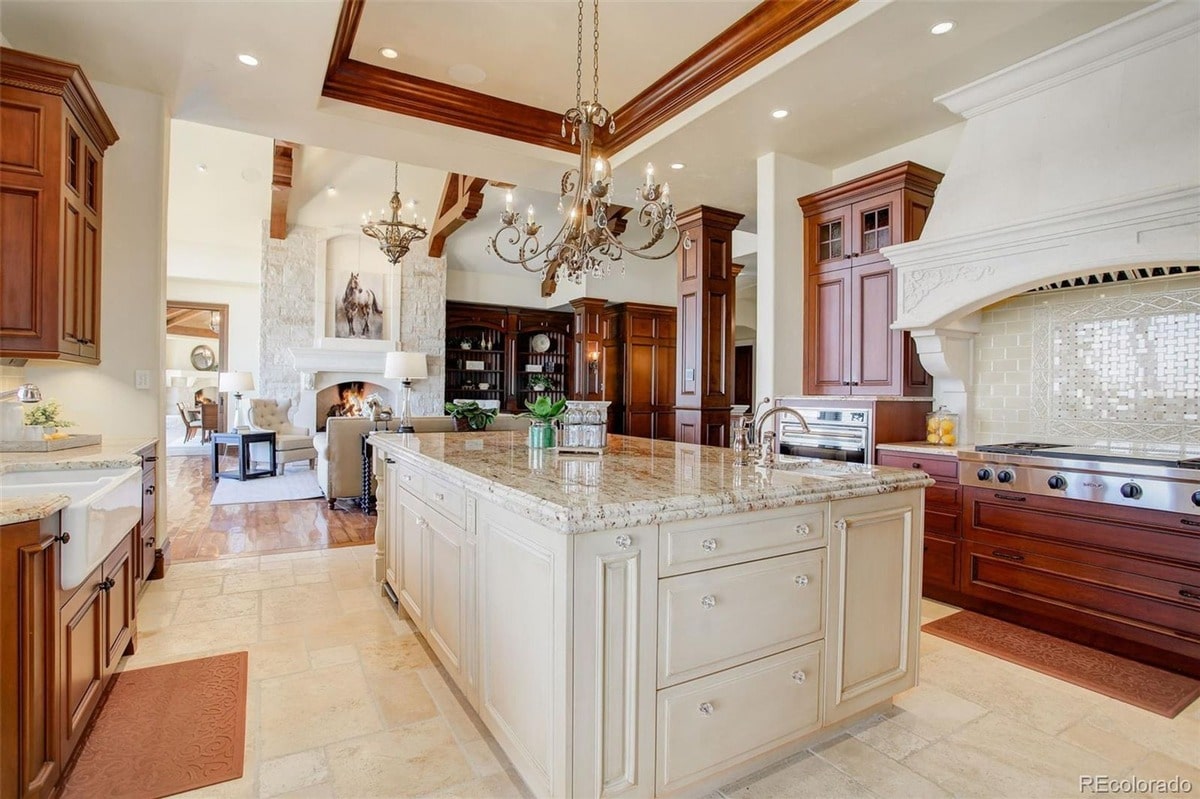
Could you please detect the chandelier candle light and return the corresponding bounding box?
[488,0,686,293]
[362,162,428,265]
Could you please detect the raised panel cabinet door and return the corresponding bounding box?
[570,527,658,799]
[59,195,82,354]
[383,463,401,595]
[850,262,900,394]
[424,512,464,681]
[102,537,135,672]
[825,490,922,723]
[399,502,427,628]
[60,568,105,761]
[76,138,102,360]
[804,269,852,395]
[139,522,157,587]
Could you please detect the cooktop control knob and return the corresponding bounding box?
[1047,475,1067,490]
[997,469,1015,484]
[976,468,993,481]
[1120,482,1143,500]
[1193,490,1200,507]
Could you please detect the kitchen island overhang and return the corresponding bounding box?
[368,431,932,798]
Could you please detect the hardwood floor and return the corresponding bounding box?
[165,456,375,562]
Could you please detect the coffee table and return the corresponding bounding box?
[211,430,277,481]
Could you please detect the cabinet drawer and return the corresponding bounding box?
[656,643,822,794]
[389,457,424,497]
[660,506,826,577]
[424,473,466,529]
[658,551,824,687]
[141,471,156,528]
[923,534,958,592]
[926,508,960,538]
[926,482,960,508]
[877,451,958,481]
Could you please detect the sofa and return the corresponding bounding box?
[314,415,532,508]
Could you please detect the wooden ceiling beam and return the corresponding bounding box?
[270,140,297,241]
[167,324,219,340]
[428,173,488,258]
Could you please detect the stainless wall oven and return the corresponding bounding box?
[777,408,871,464]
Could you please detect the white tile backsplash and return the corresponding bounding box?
[973,276,1200,446]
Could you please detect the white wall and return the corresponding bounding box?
[166,278,260,379]
[446,260,675,309]
[25,81,168,440]
[830,124,964,186]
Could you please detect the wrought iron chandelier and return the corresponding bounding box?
[362,162,428,265]
[488,0,686,292]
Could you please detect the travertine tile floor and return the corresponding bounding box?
[123,544,1200,799]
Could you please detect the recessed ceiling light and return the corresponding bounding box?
[326,185,337,196]
[196,163,207,173]
[670,163,685,170]
[379,47,399,59]
[771,109,789,119]
[930,20,955,35]
[237,53,259,67]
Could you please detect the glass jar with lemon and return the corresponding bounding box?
[925,406,959,446]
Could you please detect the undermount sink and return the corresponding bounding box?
[0,466,142,590]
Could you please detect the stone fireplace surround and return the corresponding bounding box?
[291,339,397,434]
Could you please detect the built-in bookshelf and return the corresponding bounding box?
[444,302,573,413]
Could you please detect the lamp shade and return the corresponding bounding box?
[384,352,428,380]
[218,371,255,393]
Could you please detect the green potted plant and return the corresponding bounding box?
[444,401,498,432]
[520,395,566,449]
[23,400,74,439]
[528,374,555,392]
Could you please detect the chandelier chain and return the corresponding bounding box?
[575,0,584,108]
[592,0,600,103]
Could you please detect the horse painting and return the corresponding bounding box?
[340,272,383,338]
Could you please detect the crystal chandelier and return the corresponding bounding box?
[488,0,686,292]
[362,162,428,265]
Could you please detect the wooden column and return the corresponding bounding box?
[569,297,607,400]
[674,206,745,446]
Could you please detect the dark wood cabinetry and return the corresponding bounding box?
[0,48,118,363]
[799,163,939,397]
[445,301,573,413]
[877,449,961,601]
[601,303,677,440]
[135,442,158,589]
[0,514,60,799]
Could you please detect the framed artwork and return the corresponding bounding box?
[334,270,385,339]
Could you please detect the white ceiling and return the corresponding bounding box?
[352,1,756,111]
[1,0,1148,234]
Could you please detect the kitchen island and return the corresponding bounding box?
[368,431,932,798]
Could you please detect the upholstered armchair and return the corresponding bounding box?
[247,398,317,471]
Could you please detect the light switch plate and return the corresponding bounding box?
[685,368,695,381]
[135,370,151,390]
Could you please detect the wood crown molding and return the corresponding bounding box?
[322,0,858,156]
[798,161,944,215]
[270,141,296,240]
[1,47,119,151]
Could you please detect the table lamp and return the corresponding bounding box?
[384,352,427,433]
[218,371,255,431]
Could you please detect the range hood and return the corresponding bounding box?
[885,0,1200,333]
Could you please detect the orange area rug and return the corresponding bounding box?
[60,651,248,798]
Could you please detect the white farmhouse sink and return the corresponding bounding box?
[0,466,142,590]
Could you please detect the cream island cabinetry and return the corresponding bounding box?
[369,432,930,798]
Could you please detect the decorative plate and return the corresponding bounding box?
[530,333,552,353]
[190,344,217,371]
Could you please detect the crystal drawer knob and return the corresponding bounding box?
[700,594,716,609]
[698,702,714,717]
[615,534,632,550]
[701,538,718,552]
[401,475,411,482]
[792,670,807,684]
[434,492,445,501]
[794,575,809,587]
[795,523,810,537]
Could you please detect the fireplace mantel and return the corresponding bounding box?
[291,339,396,377]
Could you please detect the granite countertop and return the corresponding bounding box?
[0,437,156,526]
[876,441,966,457]
[370,432,933,534]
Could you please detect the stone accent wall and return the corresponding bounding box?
[398,239,446,416]
[260,223,318,406]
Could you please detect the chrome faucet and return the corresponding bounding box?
[744,398,811,468]
[0,383,41,403]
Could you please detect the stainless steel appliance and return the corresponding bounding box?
[775,407,871,464]
[960,442,1200,515]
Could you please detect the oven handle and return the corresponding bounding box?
[780,427,867,443]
